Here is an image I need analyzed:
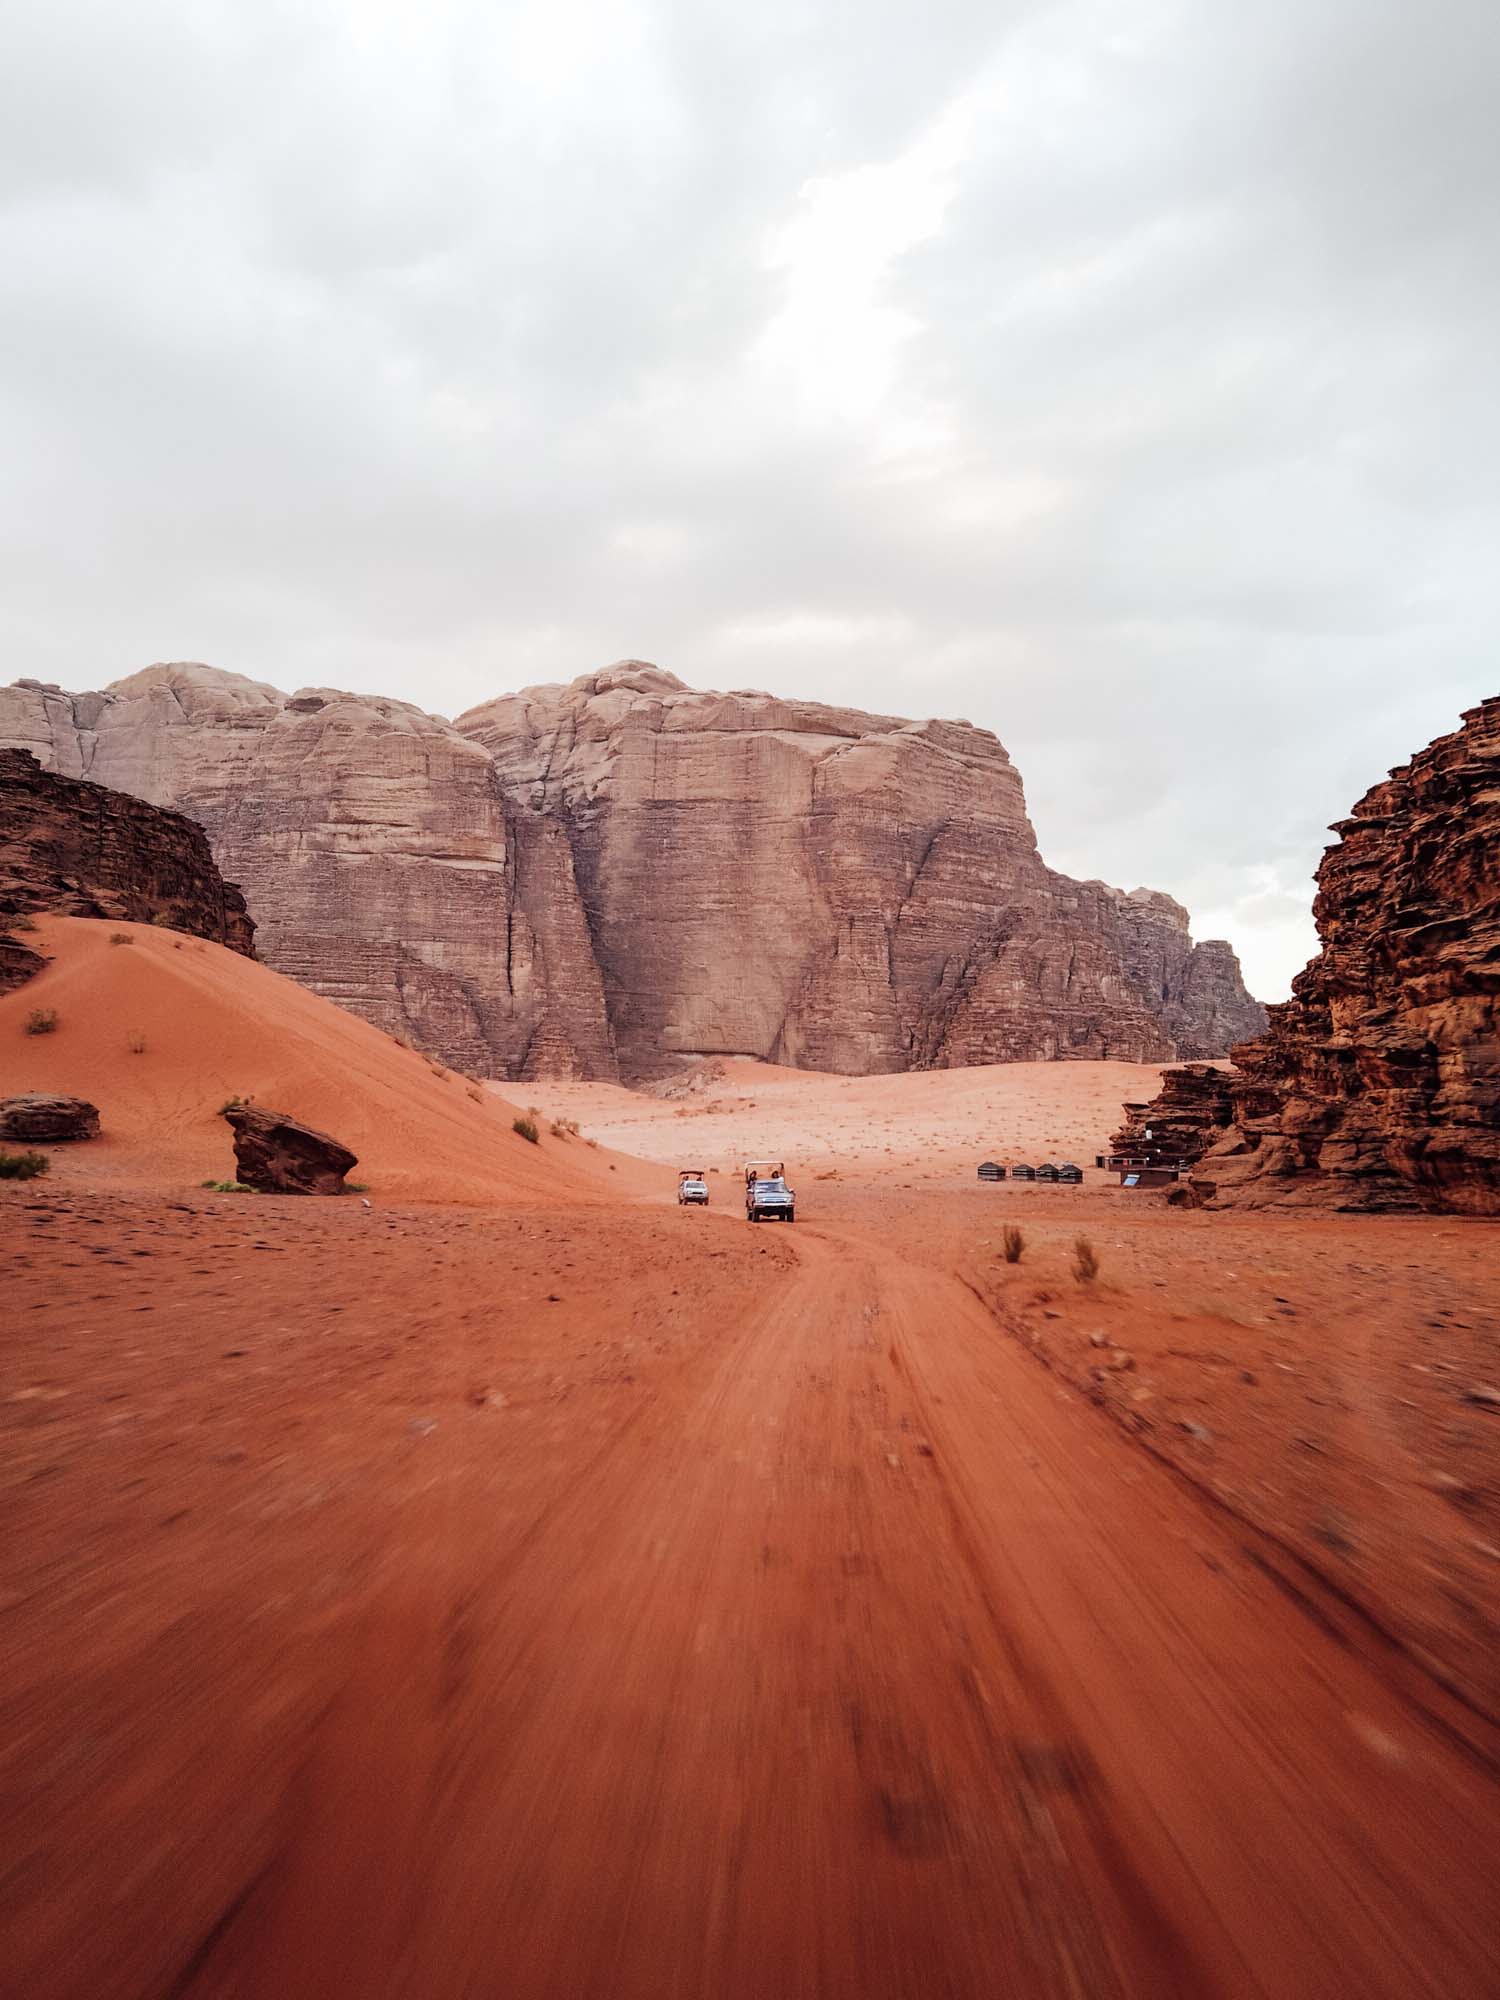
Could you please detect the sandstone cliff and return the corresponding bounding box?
[2,661,1264,1079]
[459,664,1264,1078]
[1194,697,1500,1214]
[0,747,254,976]
[0,669,612,1077]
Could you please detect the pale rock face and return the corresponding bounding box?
[2,659,1265,1080]
[457,665,1265,1077]
[0,666,615,1078]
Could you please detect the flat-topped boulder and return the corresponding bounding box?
[0,1094,100,1142]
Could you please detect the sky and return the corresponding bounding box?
[3,0,1497,1000]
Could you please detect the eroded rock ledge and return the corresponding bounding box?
[1194,696,1500,1215]
[0,747,254,965]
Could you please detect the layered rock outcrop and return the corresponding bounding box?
[2,661,1264,1080]
[1111,1065,1235,1171]
[0,747,254,957]
[1195,697,1500,1214]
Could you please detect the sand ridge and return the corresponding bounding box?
[0,918,646,1205]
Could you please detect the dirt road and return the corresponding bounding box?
[4,1190,1498,1999]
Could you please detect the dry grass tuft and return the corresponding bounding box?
[1072,1234,1100,1284]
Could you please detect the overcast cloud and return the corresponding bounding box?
[3,0,1497,998]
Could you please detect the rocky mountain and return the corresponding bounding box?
[1,661,1264,1079]
[0,746,254,985]
[1193,696,1500,1214]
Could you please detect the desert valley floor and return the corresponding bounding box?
[3,926,1499,2000]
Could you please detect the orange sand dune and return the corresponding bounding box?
[0,918,638,1204]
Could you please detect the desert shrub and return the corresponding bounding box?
[128,1034,147,1055]
[11,914,39,932]
[512,1115,539,1144]
[217,1094,248,1115]
[200,1178,254,1193]
[466,1084,484,1104]
[346,1181,370,1193]
[1072,1234,1100,1284]
[23,1008,58,1036]
[109,932,134,945]
[0,1148,50,1181]
[549,1117,580,1140]
[1002,1225,1024,1264]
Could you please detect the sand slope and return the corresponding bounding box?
[523,1053,1175,1179]
[0,918,636,1204]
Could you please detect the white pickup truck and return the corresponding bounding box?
[677,1170,709,1206]
[744,1159,795,1223]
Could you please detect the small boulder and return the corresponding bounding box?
[0,1093,99,1142]
[221,1102,357,1195]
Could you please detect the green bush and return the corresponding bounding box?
[23,1008,58,1036]
[9,915,38,933]
[1002,1225,1024,1264]
[512,1115,539,1144]
[200,1179,254,1193]
[109,932,134,945]
[0,1149,50,1181]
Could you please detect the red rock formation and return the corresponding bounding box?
[0,747,254,957]
[3,663,1264,1080]
[1194,697,1500,1214]
[221,1102,358,1195]
[1111,1065,1235,1171]
[0,1094,100,1142]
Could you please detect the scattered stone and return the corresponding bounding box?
[1462,1385,1500,1409]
